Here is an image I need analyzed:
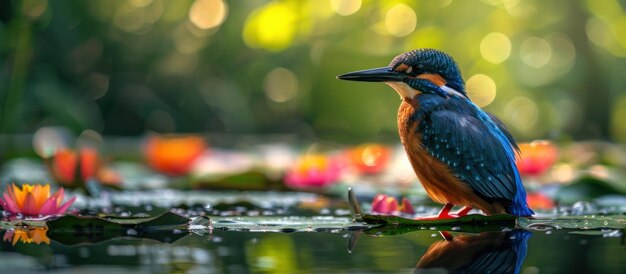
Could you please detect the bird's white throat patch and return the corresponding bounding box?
[386,82,419,99]
[385,82,465,99]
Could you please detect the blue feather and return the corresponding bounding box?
[463,98,533,216]
[413,94,534,216]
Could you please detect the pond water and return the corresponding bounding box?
[1,215,624,273]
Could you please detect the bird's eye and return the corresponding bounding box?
[405,66,413,74]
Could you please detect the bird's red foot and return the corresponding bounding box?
[415,204,473,220]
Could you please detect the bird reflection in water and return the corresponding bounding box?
[414,230,532,274]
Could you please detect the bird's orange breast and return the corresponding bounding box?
[397,98,506,214]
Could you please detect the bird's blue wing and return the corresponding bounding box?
[487,112,519,152]
[419,106,517,201]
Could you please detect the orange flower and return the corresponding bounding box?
[516,140,559,176]
[0,183,75,217]
[145,135,207,176]
[3,228,50,245]
[370,194,415,215]
[347,144,392,174]
[284,154,341,189]
[51,148,100,185]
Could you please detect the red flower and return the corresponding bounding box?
[347,144,392,174]
[516,140,558,176]
[371,194,415,215]
[526,192,555,210]
[145,135,207,176]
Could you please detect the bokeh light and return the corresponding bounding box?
[172,23,208,54]
[0,0,624,155]
[112,1,163,34]
[189,0,228,30]
[21,0,48,19]
[466,74,497,107]
[547,33,576,68]
[243,2,297,51]
[480,32,511,64]
[264,68,299,103]
[32,127,69,158]
[330,0,362,16]
[385,4,417,37]
[505,96,539,133]
[520,37,552,68]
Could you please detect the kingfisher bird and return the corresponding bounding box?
[337,49,534,218]
[415,230,531,273]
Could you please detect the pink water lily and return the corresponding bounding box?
[284,153,342,189]
[371,194,415,215]
[0,183,75,217]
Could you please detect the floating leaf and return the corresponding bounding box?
[360,214,518,236]
[46,211,190,245]
[518,215,626,230]
[204,216,368,233]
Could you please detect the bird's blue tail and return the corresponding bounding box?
[468,99,534,217]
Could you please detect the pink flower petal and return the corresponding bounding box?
[2,192,20,214]
[38,196,59,216]
[3,230,13,243]
[400,198,415,215]
[55,196,76,215]
[50,188,65,207]
[22,193,39,216]
[371,194,387,213]
[381,197,399,213]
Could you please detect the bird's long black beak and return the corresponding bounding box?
[336,67,404,82]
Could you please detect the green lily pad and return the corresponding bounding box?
[360,213,518,235]
[46,211,190,245]
[518,214,626,230]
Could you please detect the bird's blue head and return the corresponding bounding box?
[337,49,466,100]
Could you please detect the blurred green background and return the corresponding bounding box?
[1,0,626,157]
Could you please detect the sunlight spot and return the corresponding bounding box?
[547,33,576,67]
[385,4,417,37]
[113,1,164,34]
[552,163,574,183]
[264,68,299,103]
[33,127,69,158]
[505,96,538,132]
[466,74,497,107]
[243,2,297,51]
[520,37,552,68]
[480,32,511,64]
[189,0,228,29]
[330,0,361,16]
